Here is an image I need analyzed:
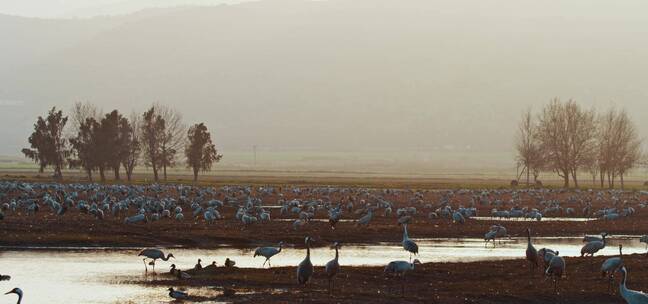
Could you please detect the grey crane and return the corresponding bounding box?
[297,236,314,285]
[581,233,607,257]
[138,248,174,272]
[525,228,538,273]
[545,251,565,294]
[402,224,419,261]
[384,259,422,296]
[325,242,341,295]
[4,288,23,304]
[618,266,648,304]
[254,242,284,268]
[601,244,623,293]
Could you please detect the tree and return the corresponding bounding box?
[141,107,166,182]
[156,104,186,181]
[185,123,222,181]
[122,112,141,182]
[69,117,101,181]
[597,108,642,189]
[99,110,131,180]
[536,99,596,188]
[69,102,100,137]
[515,109,542,186]
[22,107,70,178]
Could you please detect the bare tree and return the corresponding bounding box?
[122,112,141,182]
[155,104,186,181]
[536,98,596,188]
[69,102,100,137]
[515,109,542,186]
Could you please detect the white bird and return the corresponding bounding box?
[601,244,624,293]
[545,251,565,294]
[525,228,538,273]
[254,242,284,268]
[4,288,23,304]
[581,233,607,257]
[168,287,189,300]
[138,248,174,272]
[618,266,648,304]
[325,242,341,295]
[297,236,314,285]
[384,259,422,296]
[402,224,418,261]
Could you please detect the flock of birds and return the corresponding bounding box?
[3,181,648,303]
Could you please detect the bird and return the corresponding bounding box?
[297,236,314,285]
[169,264,191,279]
[225,258,236,268]
[0,275,10,281]
[601,244,624,293]
[4,288,23,304]
[402,224,419,261]
[138,248,174,272]
[384,259,422,296]
[618,266,648,304]
[581,233,607,257]
[525,228,538,273]
[194,259,203,270]
[545,251,565,294]
[356,208,374,226]
[253,242,284,268]
[325,242,341,295]
[168,287,189,300]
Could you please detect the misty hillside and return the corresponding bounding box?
[2,0,648,161]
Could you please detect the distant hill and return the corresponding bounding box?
[1,0,647,164]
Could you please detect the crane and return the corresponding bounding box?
[297,236,314,285]
[253,242,284,268]
[384,259,422,297]
[325,242,341,295]
[525,228,538,273]
[402,224,419,261]
[601,244,623,293]
[138,248,174,272]
[4,288,23,304]
[618,266,648,304]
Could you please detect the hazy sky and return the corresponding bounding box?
[0,0,247,17]
[2,0,648,168]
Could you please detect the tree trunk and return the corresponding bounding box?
[600,170,605,188]
[113,166,121,180]
[152,163,159,182]
[86,169,93,182]
[561,170,570,188]
[571,169,579,188]
[526,166,530,187]
[99,166,106,182]
[620,173,625,190]
[193,167,199,182]
[163,163,167,181]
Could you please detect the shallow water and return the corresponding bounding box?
[0,236,645,303]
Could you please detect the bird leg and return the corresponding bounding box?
[262,259,267,268]
[143,258,148,272]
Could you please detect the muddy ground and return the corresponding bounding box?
[121,253,648,303]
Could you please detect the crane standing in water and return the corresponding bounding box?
[138,248,175,273]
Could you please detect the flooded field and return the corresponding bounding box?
[0,236,644,303]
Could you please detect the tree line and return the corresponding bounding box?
[22,103,222,182]
[515,98,645,189]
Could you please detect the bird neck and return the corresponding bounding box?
[334,247,339,260]
[16,294,22,304]
[620,270,627,290]
[306,243,310,258]
[403,226,409,239]
[162,254,171,261]
[527,230,531,242]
